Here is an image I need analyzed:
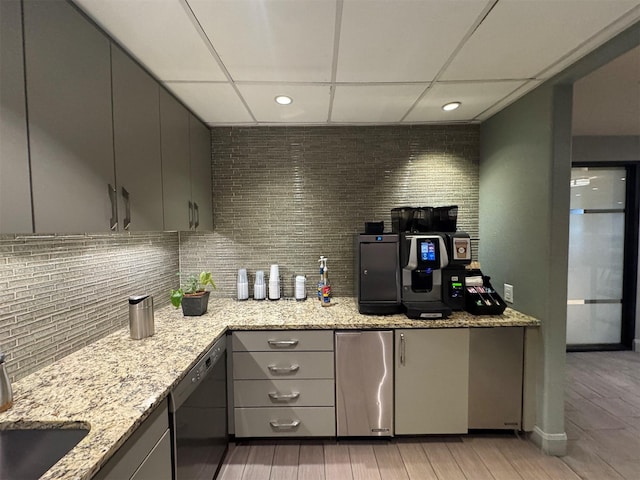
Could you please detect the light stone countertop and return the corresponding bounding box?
[0,297,539,480]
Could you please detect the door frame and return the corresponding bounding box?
[568,162,639,351]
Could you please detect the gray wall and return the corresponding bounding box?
[480,82,572,452]
[0,232,178,381]
[572,135,640,163]
[180,125,480,297]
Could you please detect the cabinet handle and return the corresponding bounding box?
[268,364,300,374]
[188,201,194,229]
[267,339,299,348]
[108,184,118,231]
[121,187,131,230]
[400,333,406,366]
[270,420,300,430]
[194,202,200,229]
[268,392,300,401]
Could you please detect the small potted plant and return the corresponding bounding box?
[170,271,217,316]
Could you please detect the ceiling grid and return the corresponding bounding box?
[72,0,640,129]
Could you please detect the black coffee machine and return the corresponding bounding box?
[394,206,471,319]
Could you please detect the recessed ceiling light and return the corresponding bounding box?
[442,101,461,112]
[275,95,293,105]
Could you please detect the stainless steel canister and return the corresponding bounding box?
[129,295,154,340]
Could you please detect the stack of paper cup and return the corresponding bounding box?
[237,268,249,301]
[295,275,306,300]
[268,264,280,300]
[254,270,266,300]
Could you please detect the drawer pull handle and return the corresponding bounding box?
[268,392,300,401]
[268,364,300,374]
[267,339,299,348]
[270,420,301,430]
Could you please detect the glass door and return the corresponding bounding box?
[566,167,627,346]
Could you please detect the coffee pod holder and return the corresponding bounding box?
[463,270,507,315]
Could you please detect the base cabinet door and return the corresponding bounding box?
[93,402,171,480]
[468,327,524,429]
[395,328,469,434]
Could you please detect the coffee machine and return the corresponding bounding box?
[400,233,452,318]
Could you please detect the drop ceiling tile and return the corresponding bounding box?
[404,81,526,122]
[165,83,253,124]
[236,85,330,123]
[331,84,427,123]
[74,0,226,81]
[337,0,491,82]
[187,0,336,82]
[441,0,640,81]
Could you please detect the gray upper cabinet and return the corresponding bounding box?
[23,0,116,233]
[160,96,213,232]
[189,115,213,231]
[111,46,163,231]
[160,89,191,231]
[0,0,33,234]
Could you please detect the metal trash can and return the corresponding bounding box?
[129,294,154,340]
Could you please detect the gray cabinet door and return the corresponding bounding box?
[468,327,524,429]
[23,0,115,233]
[0,0,33,233]
[395,328,469,434]
[111,46,163,231]
[160,89,191,231]
[189,115,213,231]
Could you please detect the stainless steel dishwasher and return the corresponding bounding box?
[169,336,228,480]
[335,330,393,436]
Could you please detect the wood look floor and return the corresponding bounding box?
[218,351,640,480]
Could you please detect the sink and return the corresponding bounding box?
[0,426,89,479]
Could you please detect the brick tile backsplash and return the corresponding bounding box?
[1,125,480,381]
[180,125,480,299]
[0,232,178,381]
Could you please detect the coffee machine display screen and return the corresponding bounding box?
[417,239,440,269]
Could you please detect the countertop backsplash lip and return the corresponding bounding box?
[0,297,539,480]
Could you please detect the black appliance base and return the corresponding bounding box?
[358,302,403,315]
[403,301,452,319]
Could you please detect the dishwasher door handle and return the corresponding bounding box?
[270,420,301,430]
[268,391,300,401]
[268,364,300,374]
[267,339,299,348]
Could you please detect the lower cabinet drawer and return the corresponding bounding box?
[234,379,335,407]
[234,407,336,437]
[233,351,334,379]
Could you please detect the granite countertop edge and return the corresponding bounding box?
[0,297,540,480]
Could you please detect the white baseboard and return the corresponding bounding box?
[530,426,568,456]
[633,339,640,352]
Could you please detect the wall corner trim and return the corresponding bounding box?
[530,426,568,456]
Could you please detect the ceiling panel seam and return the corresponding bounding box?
[327,0,345,123]
[182,0,258,124]
[399,0,499,123]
